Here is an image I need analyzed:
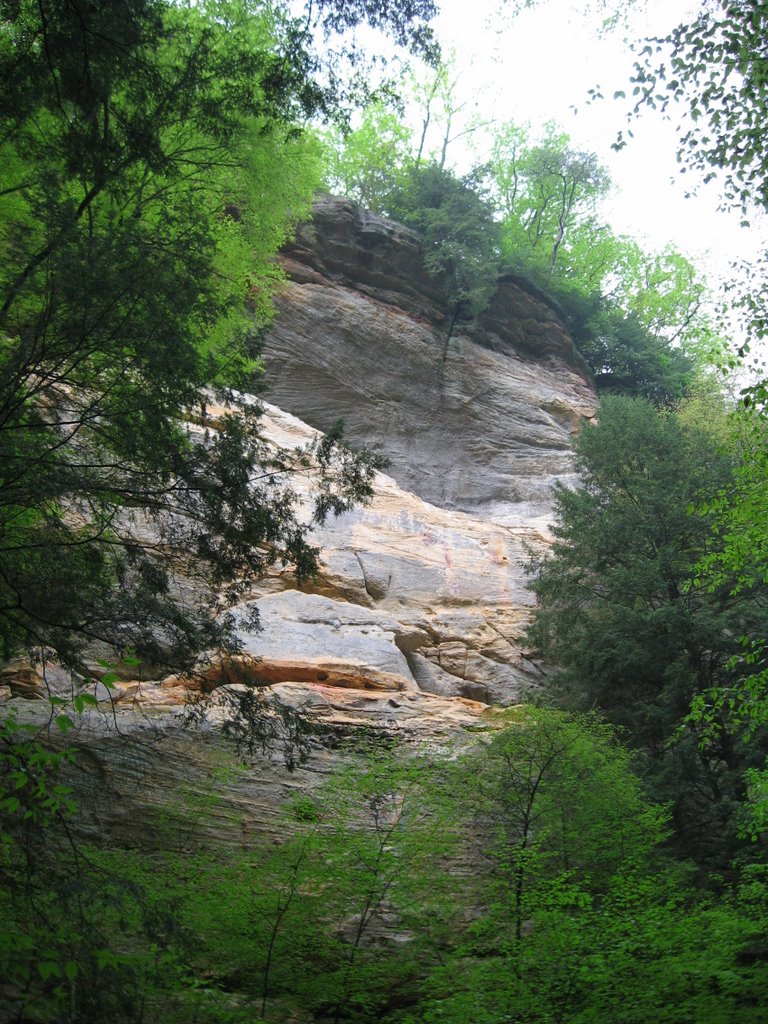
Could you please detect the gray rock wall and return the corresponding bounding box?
[1,196,600,852]
[263,195,597,525]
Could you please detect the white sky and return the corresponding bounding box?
[432,0,768,288]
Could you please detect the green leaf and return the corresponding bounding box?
[37,961,61,981]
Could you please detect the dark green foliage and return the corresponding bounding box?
[526,395,768,864]
[308,0,438,61]
[410,865,768,1024]
[625,0,768,215]
[0,712,166,1023]
[553,286,696,402]
[400,713,768,1024]
[0,0,413,668]
[387,163,501,335]
[5,710,768,1022]
[623,1,768,807]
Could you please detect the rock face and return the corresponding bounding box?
[228,400,554,707]
[262,194,597,526]
[1,196,599,848]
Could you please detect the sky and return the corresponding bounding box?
[431,0,768,292]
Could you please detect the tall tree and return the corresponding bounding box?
[323,99,415,212]
[624,0,768,775]
[489,122,610,277]
[387,163,502,340]
[623,0,768,378]
[454,708,665,942]
[526,395,768,863]
[0,0,433,668]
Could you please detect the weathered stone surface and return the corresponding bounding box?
[110,393,549,708]
[279,193,447,325]
[5,680,492,852]
[231,591,420,690]
[0,197,598,860]
[262,194,597,525]
[216,403,546,705]
[0,657,80,700]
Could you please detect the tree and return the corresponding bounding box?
[622,1,768,783]
[387,163,501,340]
[622,0,768,375]
[624,0,768,216]
[323,99,415,213]
[409,710,698,1024]
[163,742,457,1024]
[407,55,489,171]
[481,118,715,399]
[286,746,457,1023]
[300,0,438,70]
[624,0,768,758]
[0,0,434,669]
[411,860,768,1024]
[563,297,696,403]
[489,121,610,278]
[453,708,665,942]
[690,409,768,752]
[0,710,173,1022]
[525,395,768,864]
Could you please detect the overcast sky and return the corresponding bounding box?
[432,0,768,286]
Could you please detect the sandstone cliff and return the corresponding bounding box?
[2,196,598,845]
[263,194,597,526]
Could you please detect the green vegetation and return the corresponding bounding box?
[525,394,768,866]
[324,71,717,395]
[5,1,768,1022]
[5,715,768,1023]
[610,0,768,848]
[387,164,501,335]
[0,0,440,668]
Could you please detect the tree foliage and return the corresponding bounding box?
[526,395,768,864]
[454,708,665,941]
[489,121,610,277]
[0,0,439,668]
[323,100,415,212]
[6,706,768,1023]
[613,0,768,827]
[325,96,710,400]
[689,409,768,797]
[409,712,768,1024]
[559,289,696,403]
[624,0,768,215]
[387,163,502,335]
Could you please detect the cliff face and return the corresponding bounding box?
[262,195,597,527]
[246,402,554,707]
[2,196,598,846]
